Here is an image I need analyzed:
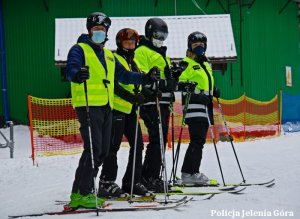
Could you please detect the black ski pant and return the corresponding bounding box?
[181,121,209,174]
[140,104,170,180]
[72,105,112,195]
[100,107,144,185]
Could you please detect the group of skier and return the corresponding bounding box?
[66,12,220,209]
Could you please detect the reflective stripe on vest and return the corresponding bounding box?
[113,53,134,114]
[183,90,213,96]
[184,103,206,110]
[71,43,115,108]
[182,94,207,119]
[185,112,207,119]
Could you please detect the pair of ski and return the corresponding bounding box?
[53,183,245,206]
[8,196,192,218]
[164,178,275,197]
[173,178,276,189]
[8,186,238,218]
[8,179,275,218]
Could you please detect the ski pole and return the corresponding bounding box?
[130,103,140,198]
[168,101,176,184]
[170,90,191,184]
[205,105,226,186]
[154,79,169,203]
[83,81,99,216]
[217,98,246,183]
[128,62,142,199]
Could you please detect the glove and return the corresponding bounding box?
[129,93,145,105]
[178,81,197,92]
[72,66,89,84]
[142,67,160,85]
[164,66,172,79]
[190,93,210,105]
[149,66,161,81]
[213,87,221,98]
[170,61,188,79]
[165,78,177,92]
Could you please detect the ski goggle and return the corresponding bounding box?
[93,15,111,28]
[152,31,168,41]
[123,29,139,41]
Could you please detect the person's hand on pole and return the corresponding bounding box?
[72,66,90,84]
[142,66,161,85]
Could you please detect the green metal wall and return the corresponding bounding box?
[1,0,299,123]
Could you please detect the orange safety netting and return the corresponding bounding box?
[28,94,280,162]
[28,96,83,164]
[161,94,280,146]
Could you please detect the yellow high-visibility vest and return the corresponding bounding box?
[71,43,115,108]
[113,53,135,114]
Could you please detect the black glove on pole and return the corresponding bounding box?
[130,93,144,105]
[143,66,161,85]
[83,81,99,214]
[73,66,90,84]
[170,61,188,79]
[177,81,197,92]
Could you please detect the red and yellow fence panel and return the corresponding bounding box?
[28,93,280,162]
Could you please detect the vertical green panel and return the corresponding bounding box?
[2,0,300,123]
[241,0,300,100]
[214,0,300,100]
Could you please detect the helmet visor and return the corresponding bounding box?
[125,29,139,41]
[152,31,168,41]
[94,14,111,28]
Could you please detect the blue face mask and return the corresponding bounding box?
[192,45,206,56]
[91,30,106,44]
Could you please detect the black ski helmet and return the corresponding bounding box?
[187,31,207,51]
[86,12,111,31]
[116,28,139,49]
[145,18,168,40]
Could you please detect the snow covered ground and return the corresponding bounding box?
[0,125,299,219]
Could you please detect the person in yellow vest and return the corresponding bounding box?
[134,18,177,192]
[98,28,150,197]
[66,12,159,209]
[177,31,220,185]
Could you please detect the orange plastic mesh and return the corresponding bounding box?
[28,96,83,162]
[28,94,279,161]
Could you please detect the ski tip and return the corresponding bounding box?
[229,187,247,194]
[204,194,215,200]
[266,182,275,188]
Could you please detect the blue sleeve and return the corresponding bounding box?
[115,58,144,85]
[66,45,85,82]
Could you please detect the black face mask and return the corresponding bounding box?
[192,45,206,56]
[117,48,135,59]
